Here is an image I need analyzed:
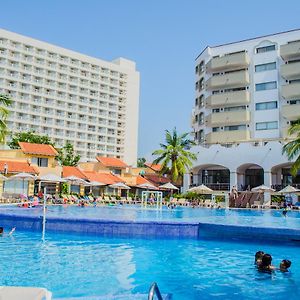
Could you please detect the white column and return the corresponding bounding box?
[183,173,190,193]
[264,171,272,187]
[230,171,237,189]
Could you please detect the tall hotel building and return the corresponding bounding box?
[0,29,139,165]
[185,29,300,192]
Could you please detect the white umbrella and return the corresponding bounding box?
[87,180,106,186]
[8,172,36,195]
[0,174,7,181]
[188,184,213,194]
[64,175,89,185]
[251,185,275,193]
[109,182,131,189]
[278,185,300,194]
[159,182,178,190]
[38,173,66,183]
[137,182,159,190]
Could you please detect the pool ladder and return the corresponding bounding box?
[148,282,163,300]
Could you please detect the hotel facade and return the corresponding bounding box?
[184,29,300,192]
[0,29,140,166]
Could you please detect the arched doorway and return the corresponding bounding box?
[237,163,264,190]
[271,163,300,191]
[194,164,230,191]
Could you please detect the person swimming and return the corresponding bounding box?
[279,259,291,272]
[0,227,16,236]
[258,253,276,272]
[255,251,265,266]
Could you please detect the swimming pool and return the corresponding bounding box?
[0,230,299,299]
[0,205,300,229]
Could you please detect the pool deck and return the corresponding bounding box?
[1,211,300,243]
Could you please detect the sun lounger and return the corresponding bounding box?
[203,199,212,208]
[0,286,52,300]
[251,201,262,209]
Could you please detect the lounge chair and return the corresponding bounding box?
[0,286,52,300]
[251,201,262,209]
[203,199,212,208]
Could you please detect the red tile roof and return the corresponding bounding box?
[19,142,58,156]
[0,160,38,174]
[144,174,169,186]
[144,162,162,172]
[83,171,124,185]
[136,175,151,185]
[96,156,128,168]
[62,166,87,180]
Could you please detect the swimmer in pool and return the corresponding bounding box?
[258,254,276,272]
[255,250,265,266]
[279,259,291,272]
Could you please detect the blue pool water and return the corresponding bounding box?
[0,230,299,299]
[1,205,300,229]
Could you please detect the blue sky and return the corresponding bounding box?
[1,0,300,160]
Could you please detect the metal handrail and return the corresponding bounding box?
[148,282,163,300]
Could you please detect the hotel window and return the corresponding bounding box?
[199,113,204,125]
[255,62,276,72]
[256,45,276,53]
[31,157,48,167]
[255,101,277,110]
[256,121,278,130]
[255,81,277,91]
[224,105,246,112]
[212,127,220,132]
[224,125,246,131]
[199,95,204,107]
[290,99,300,105]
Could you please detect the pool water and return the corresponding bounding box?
[0,230,299,299]
[1,205,300,229]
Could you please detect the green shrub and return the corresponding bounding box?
[215,195,225,203]
[271,195,284,203]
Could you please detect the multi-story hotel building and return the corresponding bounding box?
[0,29,140,165]
[185,29,300,192]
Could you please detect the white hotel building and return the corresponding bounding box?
[185,29,300,192]
[0,29,139,165]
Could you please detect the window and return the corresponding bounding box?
[224,106,246,112]
[256,101,277,110]
[212,127,220,132]
[31,157,48,167]
[256,121,278,130]
[256,45,276,53]
[290,99,300,105]
[199,113,204,124]
[224,125,246,131]
[212,108,220,113]
[255,62,276,72]
[255,81,277,91]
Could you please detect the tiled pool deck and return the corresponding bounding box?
[1,211,300,243]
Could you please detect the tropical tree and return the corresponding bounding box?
[56,142,80,166]
[283,118,300,176]
[8,131,54,149]
[152,128,197,182]
[0,94,12,144]
[137,157,146,167]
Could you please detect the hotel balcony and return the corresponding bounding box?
[281,82,300,99]
[206,90,250,107]
[206,70,250,89]
[206,130,251,144]
[281,104,300,120]
[280,41,300,60]
[280,62,300,80]
[206,52,250,72]
[206,110,250,126]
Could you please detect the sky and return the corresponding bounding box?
[1,0,300,160]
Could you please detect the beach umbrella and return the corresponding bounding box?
[38,173,66,183]
[137,182,158,190]
[109,182,131,189]
[64,175,90,185]
[8,172,36,194]
[159,182,178,190]
[0,174,7,181]
[251,185,275,193]
[188,184,213,194]
[278,185,300,194]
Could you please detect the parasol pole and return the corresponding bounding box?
[42,187,47,241]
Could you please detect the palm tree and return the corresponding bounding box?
[152,128,197,182]
[0,94,11,144]
[283,118,300,176]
